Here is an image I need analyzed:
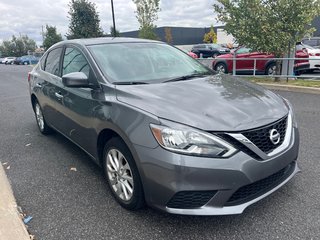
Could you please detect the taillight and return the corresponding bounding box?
[28,72,31,82]
[316,53,320,56]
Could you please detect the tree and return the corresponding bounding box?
[110,26,120,37]
[0,35,36,57]
[203,26,217,43]
[43,25,63,50]
[132,0,160,40]
[214,0,320,80]
[164,27,173,44]
[66,0,104,39]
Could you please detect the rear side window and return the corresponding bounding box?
[62,47,90,77]
[45,48,63,76]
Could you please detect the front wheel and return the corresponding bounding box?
[214,63,228,74]
[265,63,276,76]
[103,137,145,210]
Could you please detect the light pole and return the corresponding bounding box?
[111,0,116,37]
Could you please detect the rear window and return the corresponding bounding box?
[44,48,63,76]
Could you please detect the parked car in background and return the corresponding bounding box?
[28,38,299,215]
[212,47,310,75]
[1,57,16,64]
[191,43,230,58]
[296,42,320,72]
[301,37,320,48]
[14,55,39,65]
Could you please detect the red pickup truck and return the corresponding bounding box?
[212,47,310,75]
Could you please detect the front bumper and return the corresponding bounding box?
[134,127,300,215]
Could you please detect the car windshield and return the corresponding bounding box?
[88,43,212,84]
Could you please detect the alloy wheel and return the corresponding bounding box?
[216,64,226,74]
[35,103,44,131]
[267,65,276,76]
[106,148,134,201]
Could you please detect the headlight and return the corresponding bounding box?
[150,123,237,158]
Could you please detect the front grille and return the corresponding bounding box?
[217,134,262,160]
[242,116,288,154]
[225,162,295,206]
[167,191,217,209]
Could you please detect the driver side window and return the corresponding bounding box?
[63,47,90,77]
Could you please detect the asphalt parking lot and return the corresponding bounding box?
[0,64,319,240]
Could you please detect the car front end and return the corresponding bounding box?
[88,40,300,215]
[132,106,299,215]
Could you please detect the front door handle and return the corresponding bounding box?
[55,92,63,99]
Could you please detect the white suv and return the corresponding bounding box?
[1,57,16,64]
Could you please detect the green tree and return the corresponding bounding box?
[133,0,160,40]
[66,0,104,39]
[164,27,173,44]
[43,25,63,50]
[214,0,320,80]
[0,35,36,57]
[203,26,217,43]
[110,26,120,37]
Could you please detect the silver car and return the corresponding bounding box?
[28,38,299,215]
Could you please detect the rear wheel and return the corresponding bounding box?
[214,63,228,74]
[34,101,52,135]
[103,137,145,210]
[265,63,276,76]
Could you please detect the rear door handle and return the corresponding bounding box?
[55,92,63,99]
[36,82,42,87]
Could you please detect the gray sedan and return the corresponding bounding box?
[28,37,299,215]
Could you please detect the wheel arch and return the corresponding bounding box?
[265,60,276,69]
[96,127,148,198]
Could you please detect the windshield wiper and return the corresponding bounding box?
[113,81,149,85]
[163,73,211,83]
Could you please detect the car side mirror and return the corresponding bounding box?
[62,72,93,88]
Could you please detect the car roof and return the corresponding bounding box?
[53,37,162,47]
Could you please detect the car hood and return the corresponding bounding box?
[115,75,288,131]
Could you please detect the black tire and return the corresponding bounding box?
[103,137,145,210]
[33,101,53,135]
[214,62,228,74]
[265,63,276,76]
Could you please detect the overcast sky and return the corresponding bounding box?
[0,0,217,46]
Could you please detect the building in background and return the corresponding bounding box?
[121,26,234,45]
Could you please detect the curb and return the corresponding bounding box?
[258,83,320,95]
[0,163,30,240]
